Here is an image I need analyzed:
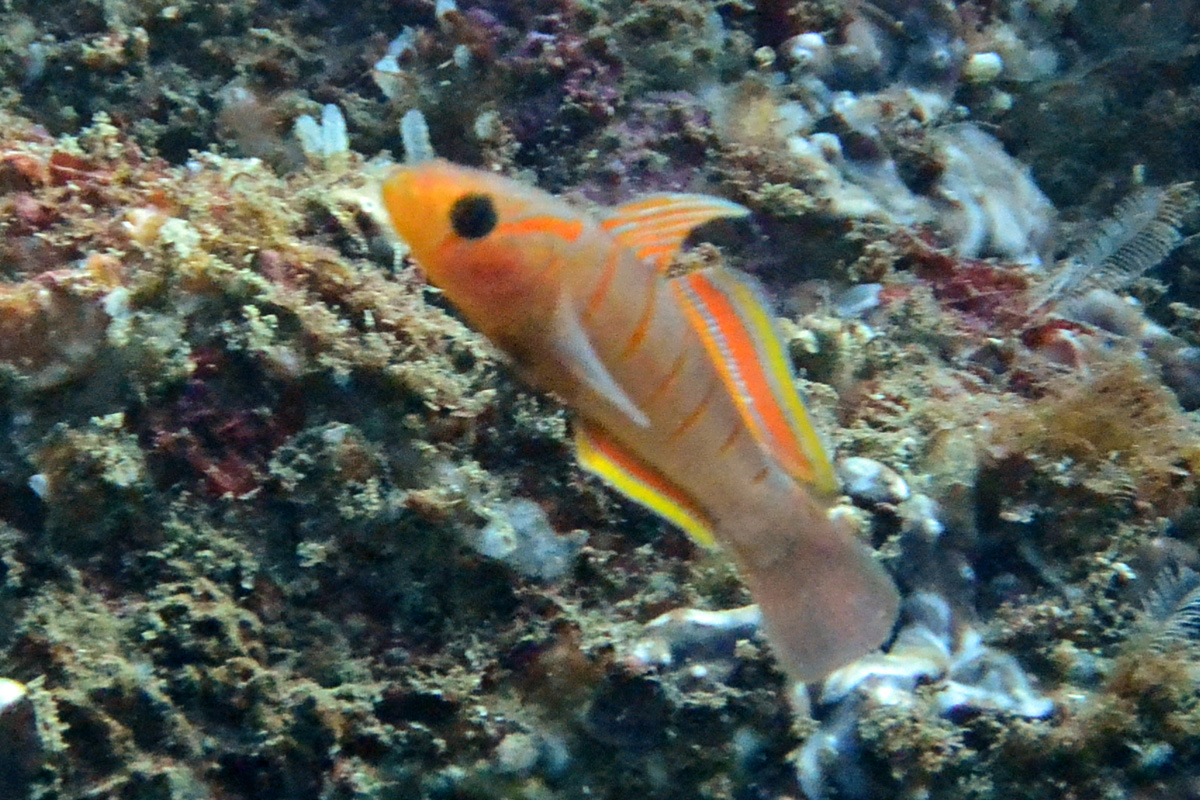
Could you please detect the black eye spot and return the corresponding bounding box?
[449,193,497,239]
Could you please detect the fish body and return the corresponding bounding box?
[381,160,898,682]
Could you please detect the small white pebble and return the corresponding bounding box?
[27,473,48,499]
[0,678,42,778]
[0,678,27,709]
[452,43,471,69]
[1112,562,1136,583]
[495,732,539,774]
[834,284,883,317]
[964,52,1004,84]
[103,287,131,321]
[320,424,348,446]
[435,0,457,22]
[837,457,909,505]
[753,46,775,70]
[784,32,829,72]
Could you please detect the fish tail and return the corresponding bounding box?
[731,497,899,684]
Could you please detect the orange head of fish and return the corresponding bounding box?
[379,160,566,352]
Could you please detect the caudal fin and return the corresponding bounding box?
[739,514,899,684]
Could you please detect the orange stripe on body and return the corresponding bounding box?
[645,349,688,406]
[496,215,585,242]
[588,430,697,510]
[718,424,743,454]
[669,377,718,441]
[584,244,622,320]
[621,278,658,360]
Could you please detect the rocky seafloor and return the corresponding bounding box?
[1,0,1200,798]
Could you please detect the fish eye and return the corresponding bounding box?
[449,193,497,239]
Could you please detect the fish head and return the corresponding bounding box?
[380,160,500,262]
[379,159,562,346]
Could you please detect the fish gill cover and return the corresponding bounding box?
[0,0,1198,799]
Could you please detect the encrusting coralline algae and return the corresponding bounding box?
[0,0,1199,798]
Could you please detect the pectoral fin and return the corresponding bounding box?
[552,293,650,428]
[575,421,716,546]
[602,193,750,272]
[672,267,838,496]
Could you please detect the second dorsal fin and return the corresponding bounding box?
[672,267,838,496]
[601,193,749,272]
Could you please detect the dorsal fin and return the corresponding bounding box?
[672,267,838,496]
[601,194,750,272]
[575,421,716,547]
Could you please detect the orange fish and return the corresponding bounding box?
[380,160,898,682]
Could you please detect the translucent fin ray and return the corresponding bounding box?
[552,294,650,428]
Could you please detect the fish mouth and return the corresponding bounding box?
[342,162,417,252]
[378,166,425,245]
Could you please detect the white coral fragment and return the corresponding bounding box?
[627,605,762,671]
[294,103,349,162]
[930,124,1055,266]
[373,28,418,99]
[0,678,26,708]
[401,109,436,165]
[787,132,926,222]
[963,52,1004,83]
[783,32,830,73]
[474,498,587,582]
[837,457,910,506]
[798,592,1053,798]
[819,592,1052,716]
[0,677,40,779]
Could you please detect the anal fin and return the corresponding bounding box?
[575,421,716,547]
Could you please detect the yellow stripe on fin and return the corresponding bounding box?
[673,268,838,496]
[601,194,750,272]
[575,421,716,547]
